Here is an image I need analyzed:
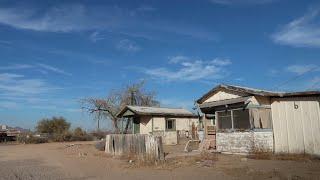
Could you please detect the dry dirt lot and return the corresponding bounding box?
[0,141,320,180]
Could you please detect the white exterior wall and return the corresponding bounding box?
[216,131,273,154]
[139,116,153,135]
[138,116,198,145]
[271,97,320,156]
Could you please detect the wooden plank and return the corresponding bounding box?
[105,134,164,161]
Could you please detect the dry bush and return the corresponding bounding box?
[17,134,48,144]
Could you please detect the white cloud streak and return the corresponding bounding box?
[286,64,319,75]
[272,8,320,48]
[144,56,231,81]
[0,3,217,41]
[116,39,141,52]
[0,73,60,97]
[0,63,71,76]
[36,63,72,76]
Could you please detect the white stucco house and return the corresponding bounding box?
[117,105,199,145]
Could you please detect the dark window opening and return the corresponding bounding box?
[166,119,176,131]
[233,109,250,129]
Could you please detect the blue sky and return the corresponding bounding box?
[0,0,320,130]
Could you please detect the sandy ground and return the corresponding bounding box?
[1,142,320,180]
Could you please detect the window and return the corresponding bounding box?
[217,109,250,130]
[217,111,232,129]
[166,119,176,131]
[233,109,250,129]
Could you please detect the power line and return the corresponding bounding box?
[273,66,319,91]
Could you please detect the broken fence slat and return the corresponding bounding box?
[105,134,164,161]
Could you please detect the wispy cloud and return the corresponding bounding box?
[210,0,276,5]
[89,31,105,42]
[116,39,141,52]
[0,3,217,41]
[143,56,232,81]
[36,63,72,76]
[168,56,190,64]
[0,64,33,70]
[272,8,320,48]
[0,73,60,97]
[0,63,71,76]
[286,64,319,75]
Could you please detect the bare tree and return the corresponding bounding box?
[81,81,159,133]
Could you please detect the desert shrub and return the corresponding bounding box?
[51,132,73,142]
[70,127,93,141]
[17,134,48,144]
[36,117,70,134]
[95,139,106,151]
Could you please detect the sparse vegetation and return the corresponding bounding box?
[81,81,160,132]
[36,117,71,135]
[17,117,93,144]
[17,133,48,144]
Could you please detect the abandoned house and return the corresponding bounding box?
[197,84,320,156]
[117,105,199,145]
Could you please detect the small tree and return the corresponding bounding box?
[81,81,159,133]
[36,116,70,134]
[73,127,86,137]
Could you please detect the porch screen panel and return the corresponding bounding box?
[217,111,232,129]
[233,109,250,129]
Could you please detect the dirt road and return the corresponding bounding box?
[0,142,319,180]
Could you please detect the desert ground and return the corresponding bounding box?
[0,141,320,180]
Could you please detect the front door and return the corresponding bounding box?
[133,117,140,134]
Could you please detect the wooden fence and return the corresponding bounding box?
[105,134,164,161]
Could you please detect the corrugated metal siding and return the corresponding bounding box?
[271,97,320,155]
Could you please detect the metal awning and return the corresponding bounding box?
[199,96,252,109]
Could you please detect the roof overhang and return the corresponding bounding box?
[196,84,320,104]
[117,106,198,118]
[199,96,251,113]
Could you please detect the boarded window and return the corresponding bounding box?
[166,119,176,131]
[233,109,250,129]
[249,108,272,129]
[217,111,232,129]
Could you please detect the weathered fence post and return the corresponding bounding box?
[105,134,164,161]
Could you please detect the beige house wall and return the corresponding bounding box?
[271,97,320,156]
[139,116,198,135]
[203,89,271,106]
[204,89,244,103]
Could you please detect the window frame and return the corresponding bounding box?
[216,108,250,131]
[165,118,176,131]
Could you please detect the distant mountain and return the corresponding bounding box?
[11,126,31,133]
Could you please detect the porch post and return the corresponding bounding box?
[231,110,234,130]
